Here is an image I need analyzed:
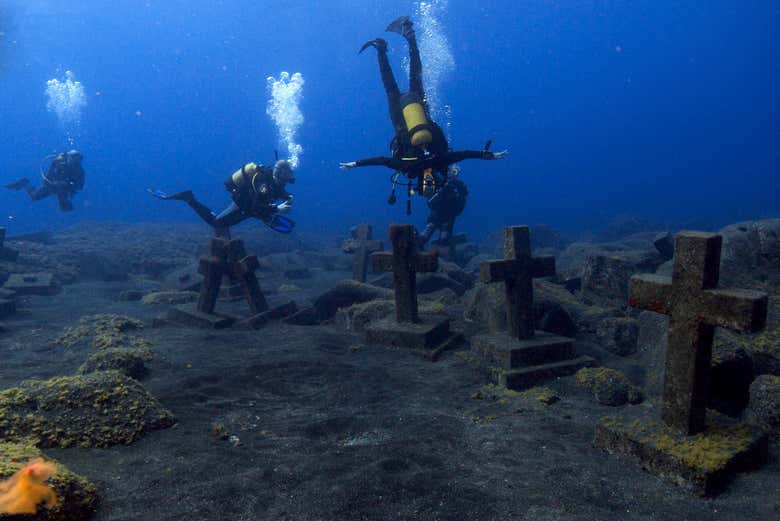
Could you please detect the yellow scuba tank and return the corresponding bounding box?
[230,162,258,188]
[401,93,433,147]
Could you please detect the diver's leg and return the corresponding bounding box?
[406,25,424,98]
[56,192,75,212]
[388,16,424,98]
[29,184,52,201]
[362,38,404,132]
[209,203,250,230]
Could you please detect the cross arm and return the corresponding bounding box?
[628,274,674,314]
[414,252,438,273]
[480,259,511,284]
[342,239,383,254]
[701,288,768,333]
[371,251,393,272]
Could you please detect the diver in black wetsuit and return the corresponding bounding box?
[419,166,468,249]
[5,150,85,212]
[340,16,506,188]
[148,159,295,237]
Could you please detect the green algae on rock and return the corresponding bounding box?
[77,348,152,379]
[595,411,768,495]
[576,367,643,406]
[0,371,175,449]
[56,314,151,352]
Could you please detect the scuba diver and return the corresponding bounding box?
[419,165,468,249]
[340,16,507,197]
[5,150,85,212]
[148,159,296,237]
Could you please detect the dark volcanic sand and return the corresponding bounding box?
[1,279,779,521]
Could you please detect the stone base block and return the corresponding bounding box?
[2,272,60,296]
[594,410,769,496]
[365,314,459,360]
[167,303,235,329]
[472,331,576,369]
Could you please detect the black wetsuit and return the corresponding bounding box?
[355,23,494,188]
[420,175,468,247]
[176,164,292,237]
[10,154,85,212]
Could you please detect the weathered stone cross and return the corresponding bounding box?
[197,237,268,315]
[342,224,384,282]
[629,232,768,435]
[481,226,556,340]
[371,224,438,323]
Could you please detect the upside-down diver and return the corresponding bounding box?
[340,16,507,211]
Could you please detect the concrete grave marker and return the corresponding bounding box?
[342,224,383,283]
[364,224,459,360]
[471,226,593,389]
[595,231,770,495]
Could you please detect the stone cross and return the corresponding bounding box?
[342,224,383,282]
[197,237,268,315]
[372,224,438,323]
[629,232,768,435]
[481,226,556,340]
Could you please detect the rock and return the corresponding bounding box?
[56,314,150,351]
[581,250,661,306]
[709,331,755,416]
[313,280,393,321]
[594,317,639,356]
[746,375,780,434]
[719,219,780,287]
[78,348,151,379]
[336,300,395,332]
[439,260,475,289]
[655,259,673,277]
[417,272,466,296]
[535,302,576,338]
[141,290,199,306]
[463,283,506,333]
[0,440,99,520]
[575,367,643,406]
[0,371,175,448]
[653,232,675,260]
[336,299,446,333]
[463,253,492,277]
[162,265,201,292]
[119,289,145,301]
[282,307,319,326]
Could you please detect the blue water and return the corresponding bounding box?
[1,1,778,239]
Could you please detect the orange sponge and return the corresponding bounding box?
[0,458,58,515]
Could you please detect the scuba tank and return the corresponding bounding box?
[400,92,433,148]
[230,162,259,188]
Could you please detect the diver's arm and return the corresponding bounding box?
[342,156,407,170]
[442,149,508,164]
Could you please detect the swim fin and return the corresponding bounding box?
[386,16,413,38]
[359,38,387,54]
[265,214,295,234]
[147,188,193,202]
[4,178,30,191]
